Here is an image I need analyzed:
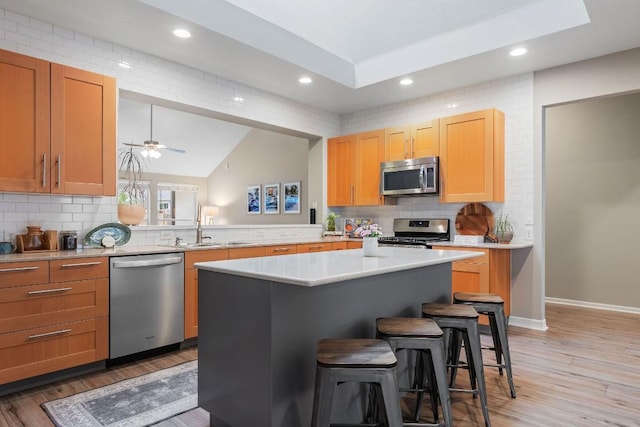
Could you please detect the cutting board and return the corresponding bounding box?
[455,203,494,236]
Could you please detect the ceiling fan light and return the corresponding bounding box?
[149,149,162,159]
[140,149,149,158]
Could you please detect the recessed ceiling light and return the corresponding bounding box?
[400,78,413,86]
[118,61,131,69]
[173,28,191,39]
[298,76,312,84]
[510,47,527,57]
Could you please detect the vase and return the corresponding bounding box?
[362,237,379,257]
[118,204,145,226]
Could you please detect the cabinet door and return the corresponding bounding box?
[297,243,331,253]
[50,64,116,196]
[439,109,504,203]
[385,126,410,161]
[411,119,439,158]
[0,50,51,193]
[451,261,490,295]
[354,129,385,205]
[265,244,297,256]
[331,241,348,250]
[327,134,356,206]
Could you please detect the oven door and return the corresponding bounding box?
[380,157,438,196]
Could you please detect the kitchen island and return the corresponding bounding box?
[195,246,480,427]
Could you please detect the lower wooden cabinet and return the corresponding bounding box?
[297,242,332,253]
[184,249,229,339]
[347,241,363,249]
[0,257,109,385]
[432,246,511,325]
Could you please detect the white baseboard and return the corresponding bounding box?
[508,316,548,331]
[545,297,640,314]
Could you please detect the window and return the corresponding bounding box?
[157,182,198,226]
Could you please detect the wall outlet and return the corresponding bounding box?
[525,225,533,241]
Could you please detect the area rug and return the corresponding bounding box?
[42,361,198,427]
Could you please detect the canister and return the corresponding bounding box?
[60,230,78,250]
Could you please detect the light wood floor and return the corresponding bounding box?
[1,303,639,426]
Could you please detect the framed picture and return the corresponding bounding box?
[264,183,280,214]
[247,184,261,214]
[283,181,300,214]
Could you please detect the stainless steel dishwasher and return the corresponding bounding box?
[109,253,185,359]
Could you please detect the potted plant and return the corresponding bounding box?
[325,211,340,232]
[117,146,146,225]
[494,213,516,243]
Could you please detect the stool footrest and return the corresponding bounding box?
[449,387,479,395]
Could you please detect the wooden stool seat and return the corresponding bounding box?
[317,338,397,367]
[421,302,479,319]
[312,338,403,427]
[377,317,444,338]
[376,317,452,427]
[454,292,504,304]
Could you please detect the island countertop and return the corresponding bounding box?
[194,246,481,286]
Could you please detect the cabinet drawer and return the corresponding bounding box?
[228,246,266,259]
[185,249,229,266]
[50,257,108,282]
[347,241,363,249]
[0,278,108,334]
[265,245,297,256]
[0,261,49,289]
[331,241,348,250]
[0,316,108,385]
[297,243,331,253]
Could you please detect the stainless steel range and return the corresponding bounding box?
[378,218,450,248]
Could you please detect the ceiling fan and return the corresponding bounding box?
[123,104,186,159]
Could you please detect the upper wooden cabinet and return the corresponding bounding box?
[0,49,116,196]
[439,108,504,203]
[327,129,385,206]
[51,64,116,196]
[0,50,51,193]
[385,119,439,161]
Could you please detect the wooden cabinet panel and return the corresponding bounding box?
[439,109,504,203]
[0,278,108,334]
[0,317,108,385]
[327,134,356,206]
[297,243,332,253]
[0,49,51,193]
[184,248,228,339]
[0,261,49,289]
[50,64,116,196]
[347,241,363,249]
[265,245,297,256]
[331,241,348,250]
[355,129,385,205]
[385,120,439,161]
[0,50,116,196]
[49,257,108,282]
[228,246,266,259]
[451,262,490,294]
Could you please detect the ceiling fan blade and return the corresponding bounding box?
[165,146,186,154]
[123,142,145,147]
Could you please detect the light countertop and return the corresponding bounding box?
[195,246,481,287]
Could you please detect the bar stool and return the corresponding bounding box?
[376,317,453,427]
[311,338,403,427]
[422,303,491,427]
[453,292,516,398]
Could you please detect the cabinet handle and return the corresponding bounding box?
[411,137,415,158]
[56,155,61,188]
[273,247,291,252]
[28,328,72,340]
[0,266,39,273]
[440,178,444,201]
[404,138,409,159]
[60,261,102,268]
[27,287,73,295]
[42,153,46,188]
[308,245,324,250]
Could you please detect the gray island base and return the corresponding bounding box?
[196,247,480,427]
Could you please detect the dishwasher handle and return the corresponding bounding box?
[112,256,183,269]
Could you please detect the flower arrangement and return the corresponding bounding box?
[355,223,382,238]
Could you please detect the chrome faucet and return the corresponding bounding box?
[196,204,203,243]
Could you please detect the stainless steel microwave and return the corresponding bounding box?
[380,156,438,196]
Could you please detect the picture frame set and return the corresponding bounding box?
[247,181,301,215]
